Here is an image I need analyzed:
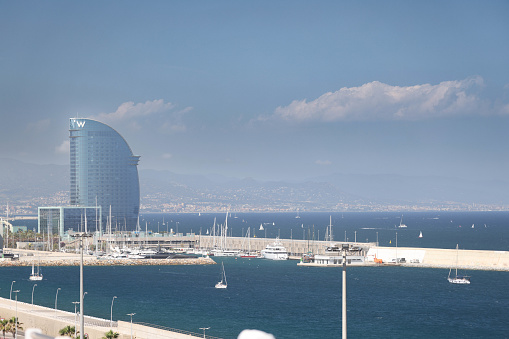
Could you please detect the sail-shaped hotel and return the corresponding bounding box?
[38,118,140,236]
[69,118,141,230]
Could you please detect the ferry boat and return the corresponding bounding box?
[298,243,367,267]
[261,238,288,260]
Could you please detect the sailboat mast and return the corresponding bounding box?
[455,244,459,276]
[224,211,228,251]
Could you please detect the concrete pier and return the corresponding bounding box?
[367,246,509,271]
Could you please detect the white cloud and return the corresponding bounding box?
[94,99,175,122]
[91,99,192,133]
[55,140,70,154]
[161,153,172,159]
[273,77,486,122]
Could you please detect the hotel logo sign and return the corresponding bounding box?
[71,119,86,129]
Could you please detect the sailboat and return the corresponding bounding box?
[398,215,407,228]
[448,244,470,284]
[215,262,227,289]
[29,259,43,281]
[418,231,423,238]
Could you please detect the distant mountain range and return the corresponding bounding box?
[1,158,508,211]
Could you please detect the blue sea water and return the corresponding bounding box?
[4,212,509,338]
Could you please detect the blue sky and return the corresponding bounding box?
[1,1,508,182]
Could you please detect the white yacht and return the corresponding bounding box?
[448,244,470,284]
[29,261,43,281]
[215,262,227,289]
[261,238,288,260]
[398,215,407,228]
[211,249,240,257]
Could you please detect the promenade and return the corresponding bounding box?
[0,296,220,339]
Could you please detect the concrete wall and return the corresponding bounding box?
[197,236,373,256]
[0,297,200,339]
[117,321,202,339]
[366,246,509,270]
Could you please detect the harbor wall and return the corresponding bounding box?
[367,246,509,271]
[95,234,368,256]
[196,235,374,256]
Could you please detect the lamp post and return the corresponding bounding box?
[341,243,349,339]
[31,284,37,311]
[73,232,92,339]
[72,301,80,338]
[54,287,61,317]
[10,280,15,300]
[110,296,117,328]
[13,290,20,338]
[199,327,210,339]
[127,313,136,339]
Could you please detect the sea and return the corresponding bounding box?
[4,211,509,338]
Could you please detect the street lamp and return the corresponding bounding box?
[127,313,136,339]
[72,301,80,338]
[341,243,349,339]
[199,327,210,339]
[10,280,15,300]
[110,296,117,328]
[31,284,37,311]
[55,287,61,317]
[13,290,20,338]
[72,232,93,339]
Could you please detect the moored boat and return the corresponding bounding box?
[261,238,288,260]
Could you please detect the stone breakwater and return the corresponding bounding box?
[0,256,216,267]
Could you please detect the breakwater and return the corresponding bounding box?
[368,246,509,271]
[0,255,215,267]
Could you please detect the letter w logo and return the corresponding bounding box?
[76,120,86,128]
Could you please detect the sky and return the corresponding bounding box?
[1,0,509,182]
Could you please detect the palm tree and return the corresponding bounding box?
[0,318,9,339]
[8,317,23,339]
[102,330,119,339]
[59,325,77,338]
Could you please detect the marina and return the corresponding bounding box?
[2,211,509,338]
[1,256,509,338]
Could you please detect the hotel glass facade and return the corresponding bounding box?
[69,118,140,230]
[38,206,102,237]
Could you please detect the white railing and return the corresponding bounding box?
[25,328,71,339]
